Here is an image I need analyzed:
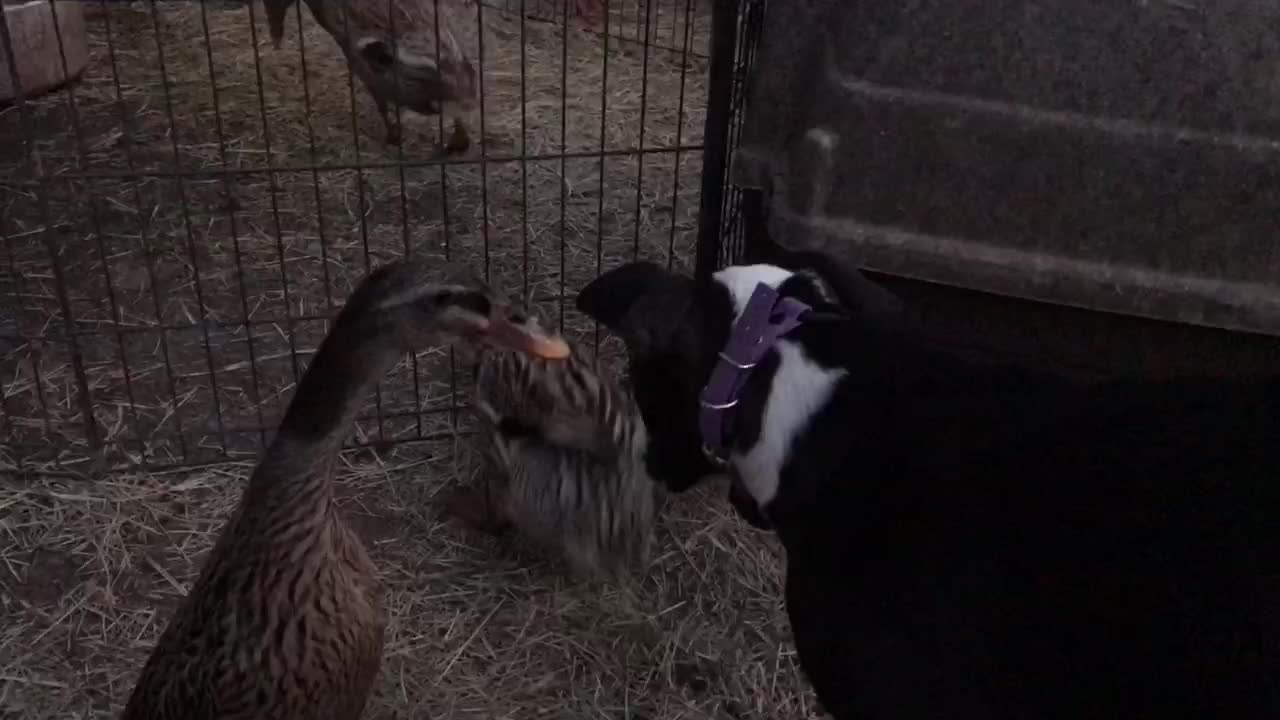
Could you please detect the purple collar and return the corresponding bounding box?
[699,282,812,466]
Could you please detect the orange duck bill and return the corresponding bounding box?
[482,311,571,360]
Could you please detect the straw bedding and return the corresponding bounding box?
[0,1,816,717]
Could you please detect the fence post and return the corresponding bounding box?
[694,0,739,282]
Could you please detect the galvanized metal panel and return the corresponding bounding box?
[731,0,1280,336]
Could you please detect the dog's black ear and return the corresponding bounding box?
[578,262,699,355]
[577,262,700,356]
[575,261,673,330]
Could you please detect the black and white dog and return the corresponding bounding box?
[576,259,1280,719]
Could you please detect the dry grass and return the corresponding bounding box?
[1,0,709,468]
[0,443,819,719]
[0,1,817,718]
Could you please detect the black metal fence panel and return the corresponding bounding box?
[0,0,712,473]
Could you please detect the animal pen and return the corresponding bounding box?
[1,1,818,718]
[0,0,724,470]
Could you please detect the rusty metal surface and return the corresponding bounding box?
[730,0,1280,337]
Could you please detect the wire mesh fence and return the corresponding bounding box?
[697,0,760,274]
[0,0,715,473]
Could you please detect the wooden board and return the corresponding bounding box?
[0,0,88,102]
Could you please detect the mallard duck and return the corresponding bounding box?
[263,0,478,149]
[120,259,569,720]
[447,322,664,580]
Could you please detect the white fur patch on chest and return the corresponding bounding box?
[714,264,795,318]
[711,264,846,509]
[733,340,845,507]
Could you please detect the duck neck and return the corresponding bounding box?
[302,0,343,40]
[243,312,402,515]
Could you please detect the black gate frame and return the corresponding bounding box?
[694,0,765,281]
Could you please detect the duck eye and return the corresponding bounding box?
[358,39,395,68]
[437,290,490,317]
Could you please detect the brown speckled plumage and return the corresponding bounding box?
[458,338,664,580]
[121,259,570,720]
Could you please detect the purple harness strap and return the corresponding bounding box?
[699,282,811,465]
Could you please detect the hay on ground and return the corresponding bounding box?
[0,2,817,718]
